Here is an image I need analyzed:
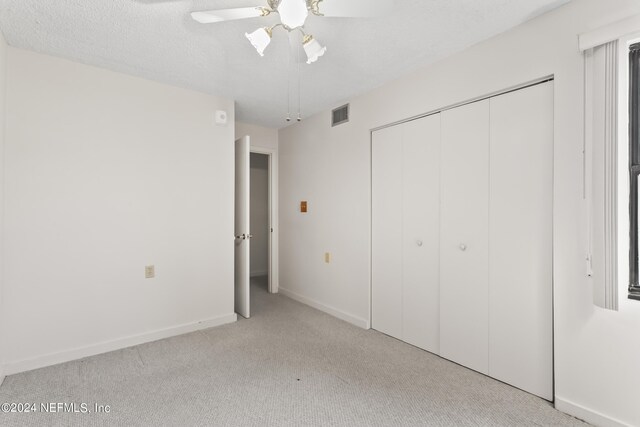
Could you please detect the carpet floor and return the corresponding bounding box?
[0,276,587,426]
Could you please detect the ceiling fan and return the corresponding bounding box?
[191,0,394,63]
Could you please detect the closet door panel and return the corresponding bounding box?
[440,100,490,374]
[372,125,403,338]
[489,82,553,400]
[402,114,441,354]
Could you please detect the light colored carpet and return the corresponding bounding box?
[0,276,586,426]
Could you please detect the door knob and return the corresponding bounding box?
[416,240,423,247]
[235,234,247,240]
[459,244,467,251]
[248,234,254,239]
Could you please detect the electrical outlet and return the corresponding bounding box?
[145,265,155,279]
[324,252,331,263]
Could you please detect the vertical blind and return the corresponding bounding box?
[584,40,619,310]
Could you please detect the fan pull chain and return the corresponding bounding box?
[284,32,303,123]
[297,34,302,122]
[286,33,292,122]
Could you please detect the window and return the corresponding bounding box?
[580,15,640,305]
[629,43,640,301]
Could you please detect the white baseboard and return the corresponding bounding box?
[250,270,268,277]
[3,313,237,376]
[279,287,370,329]
[555,396,631,427]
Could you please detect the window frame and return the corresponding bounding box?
[628,42,640,300]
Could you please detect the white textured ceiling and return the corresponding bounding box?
[0,0,569,128]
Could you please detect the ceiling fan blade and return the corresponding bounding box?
[191,7,265,24]
[316,0,394,18]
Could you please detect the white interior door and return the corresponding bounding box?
[401,114,441,354]
[371,125,403,338]
[440,100,490,375]
[372,114,441,354]
[235,136,250,319]
[488,82,553,400]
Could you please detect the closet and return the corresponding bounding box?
[371,81,553,401]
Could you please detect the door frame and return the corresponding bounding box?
[250,146,279,294]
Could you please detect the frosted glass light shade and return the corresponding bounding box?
[303,36,327,64]
[278,0,308,29]
[245,28,272,56]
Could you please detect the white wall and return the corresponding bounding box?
[236,122,278,151]
[0,31,7,386]
[250,153,269,276]
[1,48,236,374]
[278,1,640,425]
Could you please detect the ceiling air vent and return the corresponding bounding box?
[332,104,350,127]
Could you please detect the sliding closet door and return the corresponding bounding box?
[489,82,553,400]
[372,125,403,338]
[440,100,490,374]
[402,115,440,353]
[372,114,440,353]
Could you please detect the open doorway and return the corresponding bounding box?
[250,152,270,295]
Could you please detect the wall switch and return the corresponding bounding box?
[300,201,308,213]
[324,252,331,263]
[145,265,155,279]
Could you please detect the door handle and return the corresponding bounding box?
[234,233,254,240]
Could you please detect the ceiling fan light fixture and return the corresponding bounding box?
[303,34,326,64]
[258,7,272,17]
[245,27,273,56]
[277,0,308,29]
